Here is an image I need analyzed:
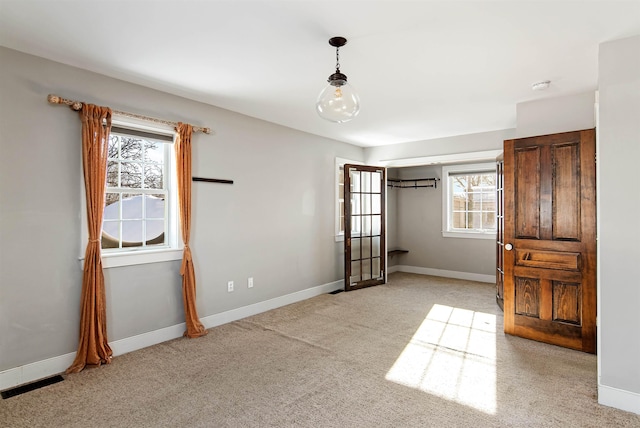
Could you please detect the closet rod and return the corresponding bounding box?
[387,177,440,189]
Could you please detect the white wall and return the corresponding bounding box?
[516,91,596,138]
[0,47,363,380]
[597,35,640,414]
[364,129,514,166]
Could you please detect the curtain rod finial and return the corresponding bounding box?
[48,94,83,110]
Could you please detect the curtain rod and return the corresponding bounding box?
[47,94,213,135]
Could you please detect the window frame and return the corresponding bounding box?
[441,162,497,240]
[79,116,183,268]
[335,157,363,242]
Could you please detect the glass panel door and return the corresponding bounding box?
[344,164,386,291]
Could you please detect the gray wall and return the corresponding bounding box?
[3,35,638,411]
[387,165,496,277]
[0,47,363,371]
[598,35,640,397]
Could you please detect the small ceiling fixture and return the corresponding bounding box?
[316,36,360,123]
[532,80,551,91]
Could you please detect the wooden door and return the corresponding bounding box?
[503,129,596,353]
[496,153,505,311]
[344,164,386,291]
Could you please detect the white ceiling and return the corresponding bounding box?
[1,1,639,147]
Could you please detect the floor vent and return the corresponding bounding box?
[329,289,344,295]
[1,375,64,399]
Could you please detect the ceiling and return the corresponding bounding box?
[1,1,639,147]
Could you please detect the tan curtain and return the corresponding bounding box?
[175,123,207,337]
[67,105,114,373]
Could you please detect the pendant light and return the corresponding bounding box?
[316,36,360,123]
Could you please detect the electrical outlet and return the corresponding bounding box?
[227,281,234,292]
[248,277,254,288]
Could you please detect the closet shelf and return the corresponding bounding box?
[388,249,409,257]
[387,178,440,189]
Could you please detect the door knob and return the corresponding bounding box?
[505,243,513,251]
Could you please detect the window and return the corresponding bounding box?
[442,163,496,239]
[103,127,171,250]
[335,157,363,241]
[80,118,182,268]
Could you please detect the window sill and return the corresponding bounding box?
[442,231,496,240]
[79,248,184,269]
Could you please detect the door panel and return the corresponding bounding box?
[553,143,581,240]
[514,276,540,316]
[514,249,580,270]
[553,281,581,324]
[504,129,596,353]
[515,147,541,239]
[344,164,386,291]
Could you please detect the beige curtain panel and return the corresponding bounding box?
[67,104,114,373]
[176,123,207,338]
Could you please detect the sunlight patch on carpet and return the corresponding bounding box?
[386,304,497,414]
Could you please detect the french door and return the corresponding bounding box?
[344,164,386,291]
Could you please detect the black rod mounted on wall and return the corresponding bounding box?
[387,178,440,189]
[192,177,234,185]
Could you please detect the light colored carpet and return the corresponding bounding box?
[1,272,638,427]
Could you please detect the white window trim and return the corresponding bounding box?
[79,116,183,269]
[442,162,497,240]
[335,157,364,242]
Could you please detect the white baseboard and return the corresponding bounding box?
[391,265,496,283]
[0,279,344,392]
[0,352,76,392]
[200,279,343,329]
[109,323,187,356]
[599,383,640,415]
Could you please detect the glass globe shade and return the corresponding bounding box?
[316,82,360,123]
